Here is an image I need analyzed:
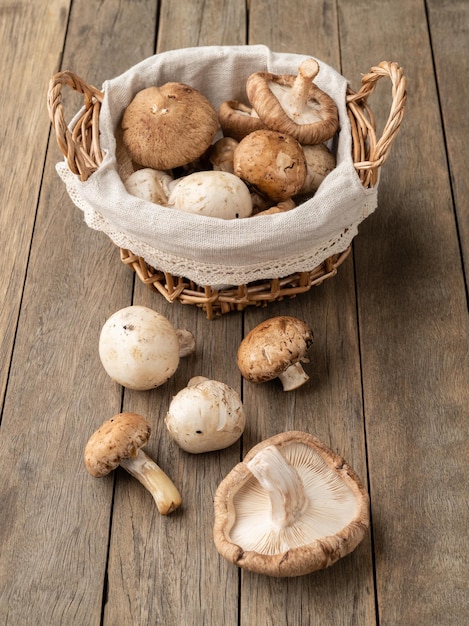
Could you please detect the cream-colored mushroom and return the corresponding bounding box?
[165,376,246,453]
[124,167,174,205]
[213,431,370,576]
[99,305,195,390]
[84,412,182,515]
[167,170,253,219]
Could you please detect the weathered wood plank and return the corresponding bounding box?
[103,1,248,624]
[0,1,158,624]
[427,0,469,281]
[0,0,69,408]
[243,1,376,624]
[339,0,469,624]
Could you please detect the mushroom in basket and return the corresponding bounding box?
[121,82,218,170]
[213,431,370,577]
[245,58,339,145]
[84,412,182,515]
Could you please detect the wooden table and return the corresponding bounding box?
[1,1,468,624]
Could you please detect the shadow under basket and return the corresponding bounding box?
[47,58,406,319]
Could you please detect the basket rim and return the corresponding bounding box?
[47,47,407,316]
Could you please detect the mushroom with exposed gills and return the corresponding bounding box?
[84,412,182,515]
[246,58,339,145]
[165,376,246,453]
[99,305,195,391]
[213,431,370,576]
[121,82,219,170]
[237,316,313,391]
[218,100,267,141]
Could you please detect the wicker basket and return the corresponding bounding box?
[47,53,406,319]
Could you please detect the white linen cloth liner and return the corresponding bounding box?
[56,45,378,288]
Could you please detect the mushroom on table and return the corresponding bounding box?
[213,431,370,576]
[237,316,314,391]
[84,412,182,515]
[99,305,195,390]
[165,376,246,453]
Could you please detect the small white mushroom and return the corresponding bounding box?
[99,305,195,390]
[165,376,246,453]
[124,167,174,205]
[167,170,253,219]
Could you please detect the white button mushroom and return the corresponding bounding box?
[213,431,370,576]
[98,305,195,390]
[165,376,246,453]
[167,170,253,219]
[237,316,314,391]
[123,167,174,205]
[84,412,182,515]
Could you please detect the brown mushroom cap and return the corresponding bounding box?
[213,431,370,577]
[218,100,267,141]
[233,130,307,202]
[121,83,219,170]
[84,412,151,477]
[246,59,339,145]
[237,316,313,384]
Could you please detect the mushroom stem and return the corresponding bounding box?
[286,58,320,116]
[246,445,308,529]
[119,448,182,515]
[176,328,196,358]
[277,361,310,391]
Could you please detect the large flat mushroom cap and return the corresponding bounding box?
[84,412,151,477]
[237,316,313,383]
[213,431,370,577]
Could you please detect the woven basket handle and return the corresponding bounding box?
[346,61,407,187]
[47,71,104,182]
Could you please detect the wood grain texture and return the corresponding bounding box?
[0,0,69,408]
[0,0,157,624]
[427,0,469,279]
[241,1,375,624]
[1,1,467,625]
[339,0,469,624]
[103,1,247,624]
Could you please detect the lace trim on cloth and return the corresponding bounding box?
[56,45,379,287]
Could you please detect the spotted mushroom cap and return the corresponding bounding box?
[84,412,151,477]
[236,316,314,383]
[213,431,370,577]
